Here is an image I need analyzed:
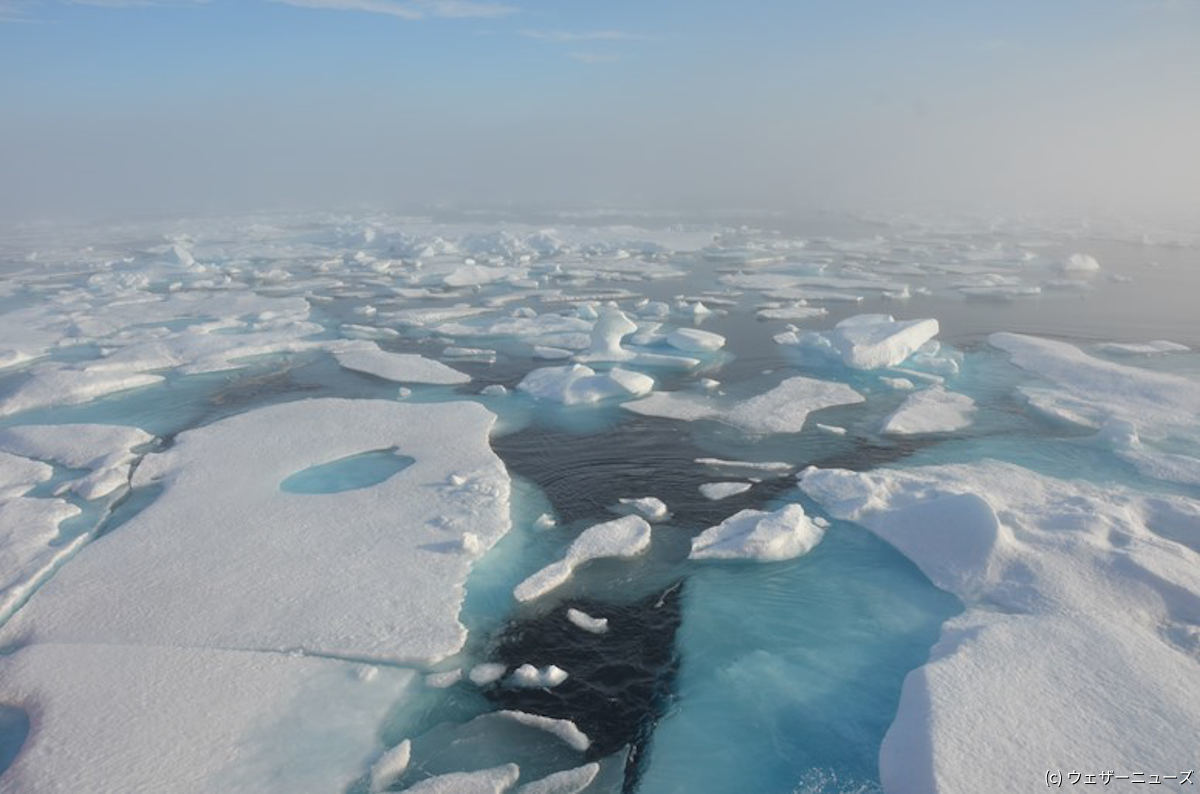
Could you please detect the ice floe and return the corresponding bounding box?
[513,515,652,602]
[689,504,826,562]
[514,762,600,794]
[0,423,153,500]
[406,763,521,793]
[799,460,1200,794]
[610,496,670,522]
[517,364,653,405]
[0,643,415,794]
[777,314,940,370]
[698,481,752,500]
[334,343,471,385]
[369,739,412,792]
[624,375,864,434]
[1,399,511,665]
[508,664,570,689]
[879,386,976,435]
[565,607,608,634]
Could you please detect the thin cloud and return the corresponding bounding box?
[569,51,620,64]
[271,0,515,20]
[521,29,646,42]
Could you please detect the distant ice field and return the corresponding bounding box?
[0,210,1197,794]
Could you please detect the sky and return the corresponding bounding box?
[2,0,1199,221]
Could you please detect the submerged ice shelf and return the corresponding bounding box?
[1,212,1198,793]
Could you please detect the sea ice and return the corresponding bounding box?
[405,764,521,794]
[689,504,826,562]
[369,739,412,792]
[879,386,976,435]
[469,663,509,686]
[0,423,153,500]
[698,481,752,500]
[565,608,608,634]
[778,314,940,370]
[508,664,570,689]
[665,327,726,353]
[799,461,1200,794]
[514,763,600,794]
[624,376,863,434]
[495,710,590,752]
[513,515,652,602]
[610,496,670,522]
[0,399,511,665]
[517,364,653,405]
[0,643,415,794]
[1095,340,1190,356]
[334,343,471,385]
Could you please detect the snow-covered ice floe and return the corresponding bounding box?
[799,460,1200,794]
[334,341,471,385]
[513,514,651,602]
[0,643,416,793]
[624,375,864,434]
[689,503,826,562]
[879,386,976,435]
[0,399,511,666]
[776,313,940,370]
[517,364,653,405]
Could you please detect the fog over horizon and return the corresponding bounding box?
[2,0,1199,224]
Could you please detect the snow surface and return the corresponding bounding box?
[689,503,826,562]
[0,399,511,665]
[513,515,652,602]
[0,643,415,794]
[799,460,1200,794]
[879,386,976,435]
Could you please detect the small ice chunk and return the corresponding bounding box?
[815,423,847,435]
[508,663,570,689]
[581,306,638,360]
[369,739,412,792]
[1095,340,1190,356]
[880,386,977,435]
[443,346,497,364]
[566,608,609,634]
[880,376,915,390]
[533,513,557,530]
[611,496,670,522]
[694,458,794,476]
[514,515,652,602]
[699,481,752,500]
[533,346,573,360]
[424,669,463,688]
[496,710,590,752]
[406,763,521,793]
[481,384,508,396]
[666,327,726,353]
[1058,252,1101,272]
[689,504,826,562]
[469,663,508,686]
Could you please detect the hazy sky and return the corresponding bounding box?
[2,0,1199,220]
